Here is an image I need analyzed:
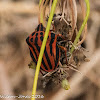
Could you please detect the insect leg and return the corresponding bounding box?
[58,45,68,65]
[57,34,67,40]
[40,70,45,76]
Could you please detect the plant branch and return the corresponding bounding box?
[70,0,90,53]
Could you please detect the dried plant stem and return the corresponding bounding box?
[31,0,58,100]
[39,0,49,24]
[70,0,90,53]
[69,0,75,34]
[39,0,45,24]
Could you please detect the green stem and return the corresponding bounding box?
[39,0,43,7]
[31,0,58,100]
[70,0,90,53]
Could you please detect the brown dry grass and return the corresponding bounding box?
[0,0,100,100]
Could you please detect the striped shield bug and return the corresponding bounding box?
[26,23,61,72]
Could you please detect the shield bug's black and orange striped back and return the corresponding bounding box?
[26,23,60,72]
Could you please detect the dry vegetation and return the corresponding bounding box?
[0,0,100,100]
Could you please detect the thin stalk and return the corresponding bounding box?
[31,0,58,100]
[39,0,44,24]
[39,0,43,7]
[70,0,90,53]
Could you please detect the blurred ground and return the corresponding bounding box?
[0,0,100,100]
